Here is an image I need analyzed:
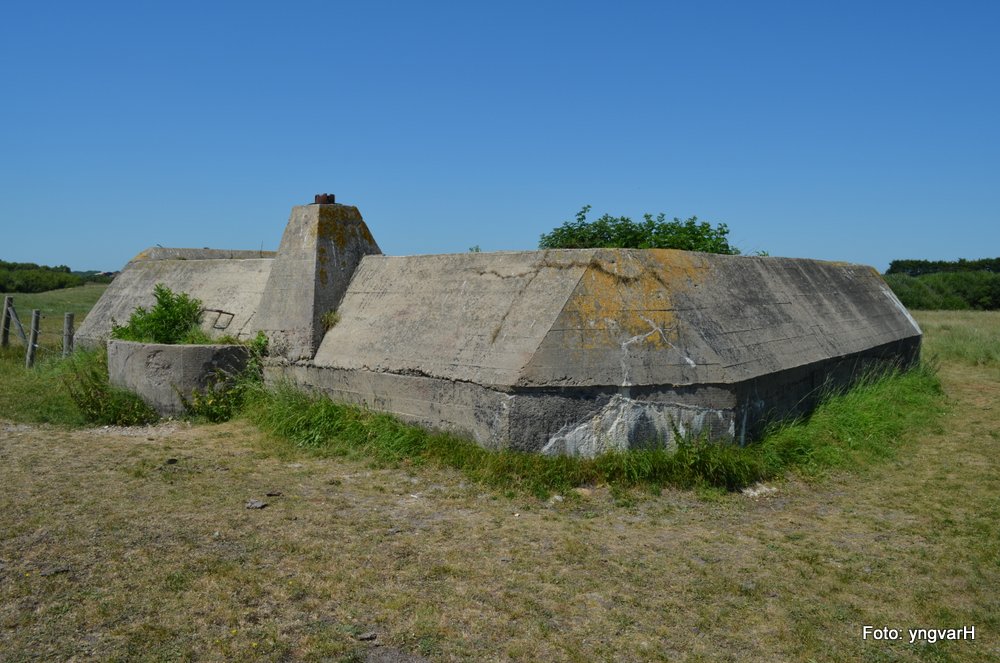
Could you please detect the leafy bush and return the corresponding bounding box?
[539,205,739,254]
[111,284,211,344]
[62,348,159,426]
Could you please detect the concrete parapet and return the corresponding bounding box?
[108,339,250,416]
[313,249,920,388]
[128,248,276,262]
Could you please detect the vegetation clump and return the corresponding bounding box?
[539,205,739,254]
[63,348,159,426]
[0,259,113,293]
[110,283,211,344]
[320,309,340,330]
[181,332,269,423]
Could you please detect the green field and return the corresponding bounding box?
[1,283,107,351]
[0,296,997,661]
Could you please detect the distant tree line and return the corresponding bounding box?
[886,258,1000,277]
[0,259,113,293]
[884,258,1000,311]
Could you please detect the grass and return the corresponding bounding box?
[0,346,87,425]
[2,283,107,347]
[0,306,997,660]
[0,283,155,427]
[243,363,943,497]
[918,310,1000,369]
[0,284,107,424]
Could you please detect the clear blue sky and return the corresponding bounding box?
[2,1,997,272]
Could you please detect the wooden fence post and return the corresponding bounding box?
[7,302,26,344]
[1,296,10,348]
[26,309,40,368]
[63,312,75,357]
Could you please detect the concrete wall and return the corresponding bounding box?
[276,336,919,456]
[108,340,250,416]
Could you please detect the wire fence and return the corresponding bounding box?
[1,296,75,368]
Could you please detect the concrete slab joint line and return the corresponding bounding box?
[85,198,921,455]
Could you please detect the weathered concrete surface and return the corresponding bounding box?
[314,249,918,388]
[108,339,250,416]
[287,249,921,454]
[77,249,274,346]
[128,248,275,262]
[255,204,381,361]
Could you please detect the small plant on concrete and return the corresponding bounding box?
[181,331,269,423]
[320,309,340,331]
[111,283,210,344]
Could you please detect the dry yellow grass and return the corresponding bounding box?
[0,311,997,661]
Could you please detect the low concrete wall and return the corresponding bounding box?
[108,340,250,416]
[269,336,918,455]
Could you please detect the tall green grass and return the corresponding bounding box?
[0,346,157,426]
[246,364,944,495]
[62,348,158,426]
[0,346,86,425]
[916,311,1000,368]
[754,363,943,476]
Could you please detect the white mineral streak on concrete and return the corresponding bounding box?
[619,330,660,386]
[540,395,731,457]
[489,392,515,445]
[879,283,922,335]
[638,313,697,367]
[619,315,677,386]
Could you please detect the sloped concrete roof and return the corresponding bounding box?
[76,248,274,344]
[313,248,920,389]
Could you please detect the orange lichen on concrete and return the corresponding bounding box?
[316,205,378,251]
[556,249,709,350]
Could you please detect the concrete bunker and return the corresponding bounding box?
[81,196,922,455]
